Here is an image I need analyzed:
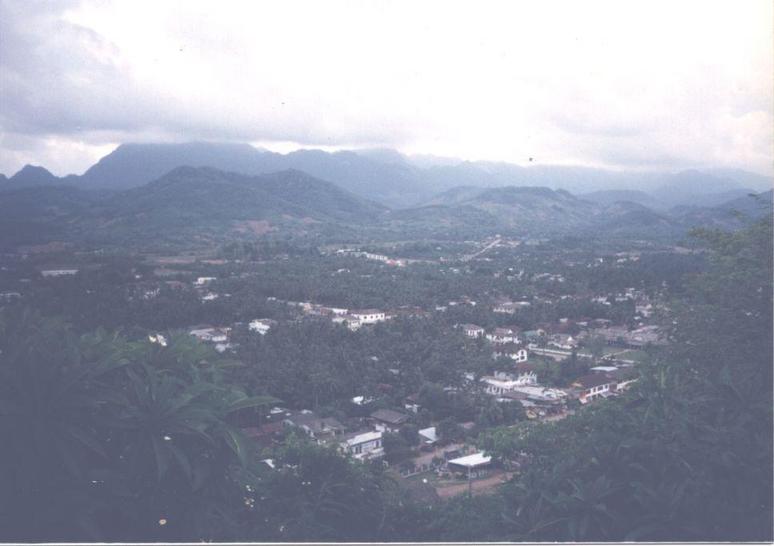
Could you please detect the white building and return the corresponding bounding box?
[460,324,485,338]
[148,334,168,347]
[339,430,384,460]
[548,334,577,350]
[195,277,217,285]
[189,327,230,343]
[249,318,277,335]
[486,328,519,345]
[493,301,531,314]
[41,269,79,277]
[572,375,616,404]
[350,309,386,325]
[481,370,537,395]
[332,315,362,331]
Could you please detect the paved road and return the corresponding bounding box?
[461,238,501,262]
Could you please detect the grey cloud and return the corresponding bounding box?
[0,1,409,149]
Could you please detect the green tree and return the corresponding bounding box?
[0,309,274,542]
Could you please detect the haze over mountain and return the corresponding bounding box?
[2,142,771,209]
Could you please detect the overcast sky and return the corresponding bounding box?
[1,0,772,176]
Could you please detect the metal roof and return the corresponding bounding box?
[447,452,492,468]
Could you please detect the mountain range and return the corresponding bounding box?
[2,141,772,209]
[0,162,770,250]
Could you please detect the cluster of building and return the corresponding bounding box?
[288,300,422,331]
[242,405,415,462]
[459,324,529,362]
[241,403,498,489]
[335,248,408,267]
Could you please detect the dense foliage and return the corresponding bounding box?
[0,215,771,542]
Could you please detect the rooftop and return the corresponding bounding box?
[447,452,492,468]
[340,430,382,447]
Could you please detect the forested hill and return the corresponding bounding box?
[0,165,770,249]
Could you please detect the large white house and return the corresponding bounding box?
[486,328,520,345]
[572,374,616,404]
[460,324,485,338]
[481,371,537,395]
[350,309,386,325]
[339,430,384,460]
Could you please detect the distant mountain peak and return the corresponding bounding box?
[13,164,54,177]
[7,164,59,188]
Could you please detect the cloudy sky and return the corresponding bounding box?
[1,0,772,176]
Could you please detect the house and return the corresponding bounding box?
[195,276,216,285]
[493,301,531,314]
[481,369,538,395]
[339,430,384,460]
[590,365,619,373]
[626,325,665,347]
[352,395,375,406]
[486,328,519,345]
[548,334,578,350]
[41,269,79,277]
[265,406,292,423]
[370,408,409,431]
[594,367,639,392]
[283,411,345,441]
[493,343,528,362]
[572,374,617,404]
[403,393,421,413]
[148,333,168,347]
[509,385,567,405]
[332,314,362,331]
[460,324,485,338]
[189,327,230,343]
[350,309,386,325]
[249,318,277,335]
